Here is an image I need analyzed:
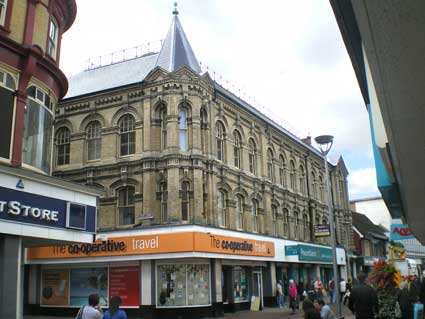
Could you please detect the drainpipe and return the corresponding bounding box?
[304,153,315,243]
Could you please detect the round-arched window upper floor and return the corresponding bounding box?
[119,114,135,156]
[55,127,71,166]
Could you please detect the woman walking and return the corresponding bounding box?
[289,279,298,314]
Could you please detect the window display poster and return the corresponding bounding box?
[41,269,70,305]
[70,268,108,306]
[109,266,140,307]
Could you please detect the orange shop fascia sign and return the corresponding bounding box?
[26,232,275,260]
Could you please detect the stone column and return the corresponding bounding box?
[0,235,24,319]
[167,166,180,222]
[143,171,159,222]
[192,167,204,224]
[143,98,153,151]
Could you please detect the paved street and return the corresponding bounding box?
[24,305,355,319]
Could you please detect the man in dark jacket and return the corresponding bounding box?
[348,272,378,319]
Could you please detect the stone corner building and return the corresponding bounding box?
[30,9,354,319]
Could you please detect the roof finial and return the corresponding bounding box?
[173,2,179,15]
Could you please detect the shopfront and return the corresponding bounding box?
[25,226,276,318]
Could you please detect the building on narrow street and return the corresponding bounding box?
[25,7,352,319]
[0,1,102,319]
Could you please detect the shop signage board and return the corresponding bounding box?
[391,224,415,240]
[298,244,332,263]
[0,186,96,232]
[109,266,140,307]
[285,245,299,256]
[314,224,330,237]
[41,269,70,305]
[27,232,275,260]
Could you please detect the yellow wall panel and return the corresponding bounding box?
[8,0,27,44]
[32,4,49,52]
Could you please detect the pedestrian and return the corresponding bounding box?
[328,278,335,304]
[314,276,324,301]
[348,272,378,319]
[298,279,305,302]
[315,299,336,319]
[289,279,298,314]
[398,280,414,319]
[276,280,284,308]
[302,299,321,319]
[103,296,127,319]
[339,278,346,303]
[343,278,352,305]
[76,293,103,319]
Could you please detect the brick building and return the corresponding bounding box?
[26,8,354,318]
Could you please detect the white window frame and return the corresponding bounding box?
[0,0,8,26]
[47,18,58,59]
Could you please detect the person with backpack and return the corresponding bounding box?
[103,296,127,319]
[76,294,103,319]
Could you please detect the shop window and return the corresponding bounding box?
[233,267,249,302]
[236,195,244,230]
[47,18,58,59]
[215,122,225,161]
[233,131,242,168]
[119,115,135,156]
[267,148,274,181]
[271,205,277,236]
[0,70,15,160]
[179,109,188,151]
[86,121,102,161]
[161,107,167,150]
[157,264,210,307]
[252,199,259,233]
[118,187,135,225]
[181,181,190,221]
[0,0,8,26]
[248,139,256,174]
[55,127,70,165]
[22,85,54,173]
[217,190,226,227]
[279,155,286,187]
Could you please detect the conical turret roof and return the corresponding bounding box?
[155,7,201,74]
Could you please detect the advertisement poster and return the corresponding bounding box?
[41,269,70,305]
[70,268,108,306]
[109,266,140,307]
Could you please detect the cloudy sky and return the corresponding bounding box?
[60,0,380,200]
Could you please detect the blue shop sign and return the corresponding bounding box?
[298,244,332,262]
[0,186,96,232]
[285,245,299,256]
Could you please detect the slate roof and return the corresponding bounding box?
[352,211,388,240]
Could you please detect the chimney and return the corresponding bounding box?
[302,135,312,145]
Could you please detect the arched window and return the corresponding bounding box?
[236,195,244,230]
[181,181,190,221]
[160,182,168,222]
[299,165,306,194]
[279,155,286,187]
[303,213,309,240]
[252,199,259,232]
[55,127,70,165]
[290,161,296,191]
[86,121,102,161]
[217,190,227,227]
[271,205,277,236]
[118,187,135,225]
[267,149,274,181]
[200,107,208,154]
[215,122,225,161]
[294,211,299,239]
[283,208,289,237]
[119,115,135,156]
[311,171,317,199]
[233,131,242,168]
[0,69,16,160]
[179,109,188,151]
[248,139,257,174]
[161,107,167,150]
[319,175,325,202]
[315,215,321,227]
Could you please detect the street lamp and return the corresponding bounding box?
[315,135,341,317]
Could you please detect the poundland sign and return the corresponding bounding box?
[0,186,96,232]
